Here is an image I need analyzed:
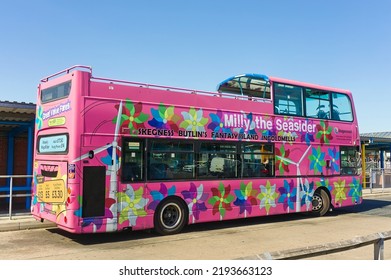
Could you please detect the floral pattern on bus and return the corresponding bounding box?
[118,185,148,226]
[208,110,233,138]
[257,181,279,215]
[148,103,181,132]
[328,147,340,173]
[208,182,235,220]
[276,145,291,175]
[181,183,208,223]
[180,107,208,135]
[300,179,315,211]
[333,178,348,206]
[82,198,115,230]
[349,177,362,203]
[233,182,258,217]
[316,120,333,145]
[308,146,326,174]
[278,179,297,213]
[147,183,176,211]
[114,99,149,135]
[36,106,43,130]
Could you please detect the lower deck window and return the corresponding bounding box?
[122,138,275,182]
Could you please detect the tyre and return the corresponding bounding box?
[311,188,330,217]
[154,197,187,235]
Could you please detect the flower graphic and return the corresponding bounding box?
[234,182,259,216]
[260,115,276,140]
[276,145,291,174]
[301,132,315,145]
[333,178,347,206]
[100,146,120,167]
[278,179,297,212]
[36,106,43,130]
[309,146,326,174]
[118,185,149,225]
[245,112,257,135]
[208,182,234,219]
[328,147,340,173]
[299,120,315,145]
[316,178,332,193]
[83,198,116,229]
[208,110,232,138]
[257,181,279,214]
[114,99,149,134]
[300,179,315,210]
[148,103,180,131]
[316,120,333,145]
[181,183,209,222]
[180,108,208,134]
[147,183,176,211]
[348,177,362,203]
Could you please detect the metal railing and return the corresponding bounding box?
[239,230,391,260]
[368,168,391,193]
[0,175,32,220]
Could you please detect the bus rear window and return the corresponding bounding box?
[41,81,71,103]
[37,133,69,154]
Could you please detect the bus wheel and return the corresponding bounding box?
[311,189,330,217]
[154,197,187,235]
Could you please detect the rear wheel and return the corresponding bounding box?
[154,197,187,235]
[311,189,330,217]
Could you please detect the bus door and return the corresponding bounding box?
[117,139,145,230]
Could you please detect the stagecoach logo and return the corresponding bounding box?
[42,100,71,120]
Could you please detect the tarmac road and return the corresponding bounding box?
[0,191,390,260]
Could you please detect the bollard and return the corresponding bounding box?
[374,233,384,260]
[9,177,13,220]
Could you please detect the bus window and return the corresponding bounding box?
[274,83,303,116]
[341,147,361,175]
[305,88,331,119]
[122,139,144,182]
[241,143,274,177]
[41,81,71,103]
[148,140,194,180]
[37,133,69,154]
[332,93,353,122]
[198,143,238,179]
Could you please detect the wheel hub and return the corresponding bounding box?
[312,195,323,211]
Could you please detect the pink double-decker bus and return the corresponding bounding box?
[31,65,362,234]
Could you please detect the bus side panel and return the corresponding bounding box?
[135,175,361,229]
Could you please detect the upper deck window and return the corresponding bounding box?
[274,83,303,116]
[217,74,271,99]
[332,93,353,122]
[305,89,331,119]
[41,81,71,103]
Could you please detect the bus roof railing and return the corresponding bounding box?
[40,65,92,82]
[91,76,272,103]
[40,65,273,102]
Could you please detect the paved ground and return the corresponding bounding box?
[0,188,390,260]
[2,188,388,232]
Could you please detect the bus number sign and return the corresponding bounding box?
[37,179,66,203]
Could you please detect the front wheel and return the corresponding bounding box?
[154,197,187,235]
[311,189,330,217]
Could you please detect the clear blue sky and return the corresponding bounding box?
[0,0,390,133]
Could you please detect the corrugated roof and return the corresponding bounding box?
[0,101,36,134]
[360,132,391,139]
